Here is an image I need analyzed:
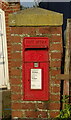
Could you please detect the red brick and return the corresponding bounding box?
[39,27,62,34]
[7,41,11,46]
[51,35,62,42]
[51,78,61,84]
[11,52,21,59]
[49,111,60,118]
[50,94,60,101]
[22,103,36,109]
[0,5,2,9]
[10,69,21,76]
[2,2,20,91]
[10,78,21,85]
[21,27,36,35]
[50,44,62,51]
[11,44,21,51]
[37,102,60,110]
[37,111,48,118]
[51,69,60,76]
[5,18,9,23]
[6,27,10,32]
[50,60,61,67]
[10,36,21,43]
[10,27,36,35]
[11,94,22,101]
[51,86,60,93]
[51,52,62,59]
[37,103,47,109]
[12,103,22,110]
[25,111,48,118]
[25,111,37,118]
[2,4,8,10]
[10,27,23,34]
[7,45,11,49]
[11,61,22,67]
[48,103,60,110]
[12,111,22,118]
[5,12,9,16]
[11,86,21,93]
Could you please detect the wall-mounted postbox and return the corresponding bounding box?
[22,37,49,101]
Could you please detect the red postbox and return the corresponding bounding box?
[22,37,49,101]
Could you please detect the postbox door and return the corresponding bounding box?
[23,37,49,101]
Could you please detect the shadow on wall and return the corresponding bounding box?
[2,90,11,119]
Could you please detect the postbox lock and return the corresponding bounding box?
[34,62,39,67]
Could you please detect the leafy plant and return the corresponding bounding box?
[56,95,71,119]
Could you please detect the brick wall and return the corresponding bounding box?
[0,1,20,118]
[0,1,20,77]
[10,26,63,119]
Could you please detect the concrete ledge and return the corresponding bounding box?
[9,7,63,26]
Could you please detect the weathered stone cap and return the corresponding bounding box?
[9,7,63,26]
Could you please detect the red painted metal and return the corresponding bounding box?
[22,37,49,101]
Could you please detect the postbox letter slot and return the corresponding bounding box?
[25,48,48,51]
